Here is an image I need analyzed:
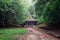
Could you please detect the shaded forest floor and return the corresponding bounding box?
[14,27,60,40]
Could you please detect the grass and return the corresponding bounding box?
[0,28,28,40]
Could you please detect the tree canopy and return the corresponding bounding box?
[0,0,28,26]
[35,0,60,24]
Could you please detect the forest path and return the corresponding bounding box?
[14,27,60,40]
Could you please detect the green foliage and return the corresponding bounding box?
[35,0,60,24]
[0,0,28,26]
[0,28,28,40]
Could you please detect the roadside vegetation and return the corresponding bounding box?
[0,28,28,40]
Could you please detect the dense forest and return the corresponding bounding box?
[35,0,60,24]
[0,0,29,26]
[0,0,60,27]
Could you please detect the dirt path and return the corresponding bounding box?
[15,27,60,40]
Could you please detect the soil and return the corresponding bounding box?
[14,27,60,40]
